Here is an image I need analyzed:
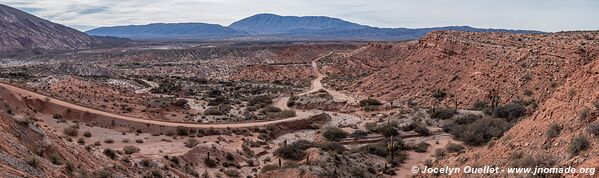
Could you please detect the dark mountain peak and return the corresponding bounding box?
[0,4,95,54]
[229,13,368,35]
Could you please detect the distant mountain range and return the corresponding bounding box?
[87,23,248,41]
[87,13,543,41]
[0,4,95,54]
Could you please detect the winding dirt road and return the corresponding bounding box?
[0,51,353,129]
[274,52,357,109]
[0,82,325,129]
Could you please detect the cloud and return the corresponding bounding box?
[2,0,598,32]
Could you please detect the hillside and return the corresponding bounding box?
[0,4,95,54]
[87,23,248,41]
[436,36,599,176]
[336,31,599,107]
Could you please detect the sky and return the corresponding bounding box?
[2,0,598,32]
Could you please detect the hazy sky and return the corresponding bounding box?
[2,0,598,32]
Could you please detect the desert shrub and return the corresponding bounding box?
[568,136,589,156]
[377,124,398,137]
[278,110,296,118]
[123,146,140,154]
[431,108,456,119]
[260,106,281,113]
[414,125,430,136]
[322,127,349,141]
[204,157,218,168]
[83,131,92,137]
[510,152,557,171]
[176,126,189,136]
[365,122,378,132]
[547,124,563,139]
[103,148,118,159]
[586,123,599,136]
[52,113,62,119]
[224,169,240,177]
[350,130,368,140]
[274,140,317,160]
[136,139,144,143]
[432,89,447,100]
[454,114,479,125]
[492,102,526,121]
[357,139,405,157]
[104,139,114,144]
[320,142,346,154]
[185,138,199,148]
[445,143,465,153]
[48,153,62,165]
[248,95,272,106]
[359,99,382,107]
[63,127,79,137]
[413,142,430,153]
[444,117,512,146]
[27,156,39,167]
[579,107,591,121]
[204,104,232,115]
[472,100,488,110]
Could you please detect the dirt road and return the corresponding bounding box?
[0,82,322,129]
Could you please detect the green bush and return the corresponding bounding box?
[224,169,240,177]
[377,124,398,137]
[547,124,562,139]
[568,136,589,156]
[322,127,349,141]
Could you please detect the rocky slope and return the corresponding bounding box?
[346,31,599,107]
[0,4,95,55]
[436,43,599,177]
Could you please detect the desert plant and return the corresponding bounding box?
[445,143,465,153]
[586,123,599,136]
[359,99,382,107]
[431,108,456,119]
[185,138,199,148]
[414,125,430,136]
[547,124,563,139]
[103,148,118,159]
[568,136,589,156]
[278,110,296,118]
[123,146,140,154]
[322,127,349,141]
[63,127,79,137]
[83,131,92,137]
[350,130,368,140]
